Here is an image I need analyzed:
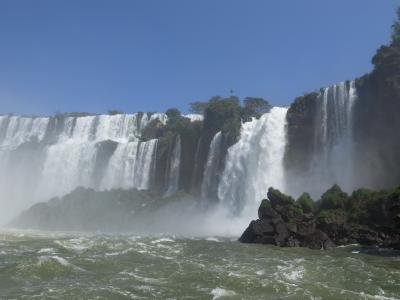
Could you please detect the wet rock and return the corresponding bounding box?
[240,185,400,251]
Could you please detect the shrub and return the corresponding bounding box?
[319,184,348,210]
[297,192,315,213]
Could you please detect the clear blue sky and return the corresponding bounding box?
[0,0,399,115]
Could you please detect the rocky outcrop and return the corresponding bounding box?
[240,185,400,250]
[8,187,195,232]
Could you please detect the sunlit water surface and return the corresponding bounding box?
[0,229,399,299]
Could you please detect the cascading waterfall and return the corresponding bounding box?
[217,107,288,216]
[164,135,181,197]
[302,81,358,197]
[0,113,166,222]
[149,113,168,126]
[99,140,140,191]
[0,116,50,146]
[0,83,359,222]
[201,131,222,200]
[133,139,159,189]
[0,116,52,222]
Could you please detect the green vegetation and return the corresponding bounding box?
[165,108,181,120]
[203,96,242,140]
[296,192,315,213]
[267,187,304,220]
[268,187,295,206]
[316,184,399,227]
[140,94,273,155]
[107,109,124,115]
[141,94,272,195]
[318,184,348,210]
[263,183,400,230]
[54,112,93,118]
[241,97,272,121]
[189,101,208,114]
[373,7,400,66]
[253,184,400,249]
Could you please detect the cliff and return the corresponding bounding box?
[284,12,400,196]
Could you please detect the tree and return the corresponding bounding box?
[297,192,315,213]
[189,101,208,114]
[203,96,242,140]
[165,108,181,120]
[165,108,184,129]
[373,6,400,67]
[319,184,348,210]
[242,97,271,120]
[108,110,123,115]
[391,7,400,46]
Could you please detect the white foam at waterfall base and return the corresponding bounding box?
[218,107,288,218]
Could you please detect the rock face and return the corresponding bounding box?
[239,186,400,250]
[284,16,400,197]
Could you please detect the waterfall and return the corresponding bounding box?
[0,116,50,146]
[133,139,159,189]
[139,113,150,131]
[303,81,358,197]
[0,113,166,222]
[183,114,204,122]
[217,107,288,216]
[164,135,181,197]
[201,131,222,200]
[0,116,52,222]
[149,113,168,125]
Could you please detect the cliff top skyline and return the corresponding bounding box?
[0,0,398,116]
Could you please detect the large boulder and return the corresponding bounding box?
[240,188,335,250]
[240,185,400,250]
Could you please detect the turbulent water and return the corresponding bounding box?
[1,86,399,299]
[0,229,399,299]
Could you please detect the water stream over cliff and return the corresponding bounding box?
[287,81,358,198]
[217,107,288,216]
[164,135,182,197]
[0,81,362,223]
[201,131,222,200]
[0,113,165,222]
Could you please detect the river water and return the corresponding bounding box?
[0,229,399,299]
